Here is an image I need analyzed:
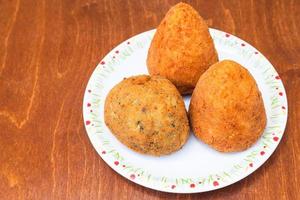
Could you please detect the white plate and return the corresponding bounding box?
[83,29,288,193]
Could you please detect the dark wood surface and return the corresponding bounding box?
[1,0,299,199]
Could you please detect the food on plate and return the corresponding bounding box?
[189,60,266,152]
[104,75,189,156]
[147,2,218,95]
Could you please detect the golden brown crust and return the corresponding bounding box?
[189,60,267,152]
[147,2,218,95]
[104,75,190,156]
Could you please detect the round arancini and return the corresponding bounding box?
[104,75,190,156]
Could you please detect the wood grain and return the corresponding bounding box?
[0,0,299,199]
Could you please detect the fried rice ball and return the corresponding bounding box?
[189,60,266,152]
[104,75,189,156]
[147,2,218,95]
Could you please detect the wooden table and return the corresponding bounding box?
[1,0,299,199]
